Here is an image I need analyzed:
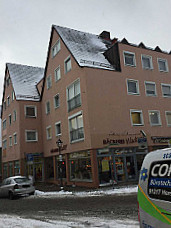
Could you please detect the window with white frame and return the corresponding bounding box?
[46,126,52,140]
[145,82,156,96]
[141,55,153,69]
[55,66,61,82]
[14,133,17,144]
[165,111,171,126]
[54,94,60,108]
[9,114,12,126]
[130,110,144,126]
[47,75,52,89]
[161,84,171,97]
[12,91,15,101]
[46,101,51,114]
[127,79,139,95]
[25,106,37,118]
[3,119,6,130]
[52,39,60,58]
[69,112,84,142]
[26,130,38,142]
[149,110,161,126]
[55,122,61,136]
[65,56,72,73]
[67,80,81,111]
[9,136,12,147]
[13,110,17,122]
[158,58,168,72]
[123,51,136,67]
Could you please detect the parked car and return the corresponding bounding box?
[0,176,35,200]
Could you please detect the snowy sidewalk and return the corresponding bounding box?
[34,185,138,198]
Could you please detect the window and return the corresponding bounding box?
[3,119,6,130]
[25,106,37,118]
[65,56,72,73]
[54,94,60,108]
[14,133,17,145]
[127,79,139,95]
[145,82,156,96]
[3,101,6,111]
[26,130,38,142]
[6,77,10,87]
[123,51,136,67]
[52,39,60,57]
[13,110,17,122]
[158,58,168,72]
[166,111,171,126]
[141,55,153,70]
[12,91,15,101]
[7,96,10,106]
[149,110,161,126]
[9,136,12,147]
[14,161,20,175]
[67,80,81,111]
[130,110,144,126]
[55,122,61,136]
[3,139,7,149]
[46,101,50,114]
[46,126,52,140]
[55,66,61,82]
[161,84,171,97]
[47,75,52,89]
[9,114,12,126]
[69,112,84,142]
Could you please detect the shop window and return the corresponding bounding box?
[158,58,168,72]
[25,106,37,118]
[141,55,153,69]
[161,84,171,97]
[9,162,13,177]
[69,151,92,181]
[55,66,61,82]
[130,110,144,126]
[149,110,161,126]
[14,161,20,175]
[165,111,171,126]
[3,163,8,179]
[145,82,156,96]
[127,79,139,95]
[126,156,136,180]
[69,112,84,142]
[98,156,112,184]
[123,51,136,67]
[56,155,66,179]
[67,80,81,112]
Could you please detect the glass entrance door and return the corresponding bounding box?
[98,156,112,185]
[115,156,125,182]
[126,156,136,180]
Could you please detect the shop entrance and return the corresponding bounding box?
[98,156,114,185]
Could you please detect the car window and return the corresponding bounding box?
[14,177,29,183]
[6,179,12,185]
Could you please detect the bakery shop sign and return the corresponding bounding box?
[103,136,138,145]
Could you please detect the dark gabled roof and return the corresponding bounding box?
[7,63,44,101]
[53,25,115,70]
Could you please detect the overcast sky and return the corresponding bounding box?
[0,0,171,102]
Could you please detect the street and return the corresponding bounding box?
[0,189,139,227]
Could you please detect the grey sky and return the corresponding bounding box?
[0,0,171,102]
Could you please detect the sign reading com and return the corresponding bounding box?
[148,160,171,202]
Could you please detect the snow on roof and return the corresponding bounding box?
[7,63,44,101]
[53,25,115,70]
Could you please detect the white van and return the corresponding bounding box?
[138,148,171,228]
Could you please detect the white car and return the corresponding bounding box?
[0,176,35,200]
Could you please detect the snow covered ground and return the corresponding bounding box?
[34,185,138,198]
[0,214,139,228]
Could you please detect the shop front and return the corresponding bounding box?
[97,147,147,186]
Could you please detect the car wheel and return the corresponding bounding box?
[9,191,14,200]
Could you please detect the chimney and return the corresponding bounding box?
[99,31,110,40]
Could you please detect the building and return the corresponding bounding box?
[1,25,171,187]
